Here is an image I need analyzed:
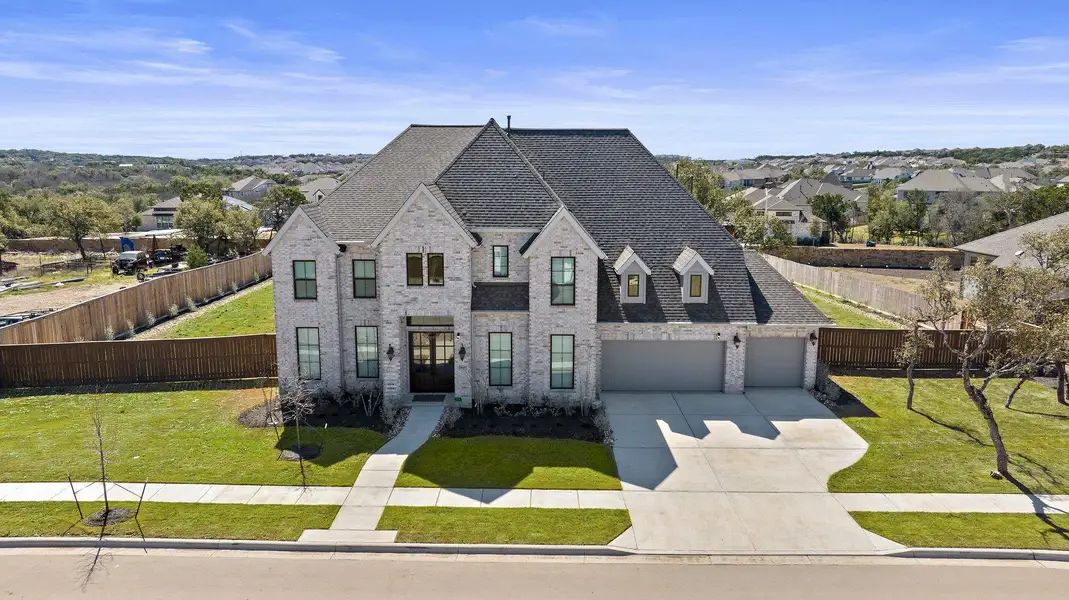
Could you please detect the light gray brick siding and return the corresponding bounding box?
[377,190,474,402]
[471,231,533,282]
[525,219,599,402]
[270,213,342,393]
[472,312,529,402]
[339,245,382,393]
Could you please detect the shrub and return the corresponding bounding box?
[125,319,136,335]
[184,295,197,311]
[230,281,239,294]
[186,245,209,269]
[103,326,115,341]
[168,303,179,318]
[142,309,156,328]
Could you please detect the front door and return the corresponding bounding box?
[409,332,455,393]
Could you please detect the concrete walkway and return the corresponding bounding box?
[298,403,445,544]
[605,389,883,553]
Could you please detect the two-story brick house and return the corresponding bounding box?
[264,119,830,405]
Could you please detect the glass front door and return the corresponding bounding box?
[409,332,455,393]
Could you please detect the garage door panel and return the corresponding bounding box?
[745,338,804,388]
[602,340,724,392]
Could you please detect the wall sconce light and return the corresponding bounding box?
[809,331,818,346]
[386,345,395,361]
[458,345,467,362]
[716,332,722,339]
[732,334,741,349]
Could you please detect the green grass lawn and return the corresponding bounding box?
[394,436,621,490]
[798,287,897,329]
[164,281,275,338]
[0,502,338,541]
[852,512,1069,550]
[829,376,1069,494]
[378,506,631,545]
[0,387,385,486]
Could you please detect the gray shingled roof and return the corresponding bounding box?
[508,129,756,323]
[471,282,530,311]
[956,210,1069,268]
[305,125,483,241]
[436,122,562,228]
[745,252,832,326]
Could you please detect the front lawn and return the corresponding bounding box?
[164,281,275,338]
[378,506,631,545]
[852,512,1069,550]
[0,387,385,486]
[394,436,621,490]
[829,376,1069,494]
[798,287,897,329]
[0,502,337,541]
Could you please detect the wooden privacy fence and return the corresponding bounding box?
[0,334,277,388]
[0,252,272,344]
[818,327,1008,369]
[762,253,961,326]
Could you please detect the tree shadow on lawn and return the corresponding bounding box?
[397,437,620,490]
[1005,473,1069,543]
[272,424,386,471]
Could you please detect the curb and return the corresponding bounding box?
[0,538,1066,563]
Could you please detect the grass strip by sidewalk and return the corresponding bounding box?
[378,506,631,545]
[852,512,1069,551]
[0,502,339,541]
[829,376,1069,494]
[395,436,621,490]
[164,281,275,338]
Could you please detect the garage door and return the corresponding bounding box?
[745,337,805,387]
[602,340,725,391]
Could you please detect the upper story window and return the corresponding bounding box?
[406,253,423,286]
[353,260,376,298]
[627,274,640,298]
[613,246,650,305]
[492,246,509,278]
[550,257,575,305]
[689,274,702,297]
[293,260,317,300]
[428,253,445,286]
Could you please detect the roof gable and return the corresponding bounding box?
[371,183,478,249]
[613,245,652,275]
[520,206,607,260]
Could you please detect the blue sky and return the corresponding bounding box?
[2,0,1069,158]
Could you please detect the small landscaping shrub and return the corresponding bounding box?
[230,281,239,294]
[125,319,136,335]
[184,295,197,311]
[142,309,156,328]
[103,326,115,341]
[168,303,180,318]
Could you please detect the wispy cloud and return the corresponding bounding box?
[225,21,342,63]
[0,28,212,55]
[1000,37,1069,53]
[515,16,608,37]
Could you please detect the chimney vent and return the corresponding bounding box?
[506,115,511,136]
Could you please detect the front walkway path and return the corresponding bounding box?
[298,404,444,544]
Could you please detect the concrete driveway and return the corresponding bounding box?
[604,389,893,553]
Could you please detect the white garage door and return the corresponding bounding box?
[745,337,805,387]
[602,340,725,391]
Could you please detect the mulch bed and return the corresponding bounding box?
[442,406,603,442]
[279,444,322,461]
[238,401,391,434]
[83,507,133,527]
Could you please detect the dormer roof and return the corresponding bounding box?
[613,245,652,275]
[672,246,715,276]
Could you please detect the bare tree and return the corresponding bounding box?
[895,322,931,411]
[279,383,317,488]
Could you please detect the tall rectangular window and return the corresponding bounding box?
[550,334,574,389]
[355,326,379,378]
[353,260,376,298]
[428,253,445,286]
[627,274,640,297]
[293,261,317,300]
[689,274,702,298]
[406,253,423,286]
[488,333,512,386]
[296,327,321,380]
[492,246,509,278]
[550,257,575,305]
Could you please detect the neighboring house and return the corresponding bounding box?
[226,176,277,201]
[264,119,829,405]
[139,195,255,231]
[871,168,911,185]
[839,168,874,185]
[750,195,816,237]
[895,169,999,203]
[298,177,340,202]
[721,166,786,189]
[773,178,867,213]
[956,210,1069,269]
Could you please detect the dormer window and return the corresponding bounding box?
[673,246,714,304]
[613,245,651,304]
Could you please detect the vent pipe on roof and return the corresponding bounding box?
[506,115,511,136]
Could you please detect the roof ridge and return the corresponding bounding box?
[428,119,497,185]
[310,124,417,208]
[484,119,567,210]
